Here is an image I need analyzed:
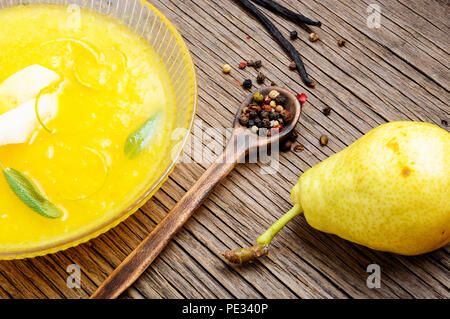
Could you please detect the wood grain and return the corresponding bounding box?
[0,0,448,299]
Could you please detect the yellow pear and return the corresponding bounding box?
[225,122,450,264]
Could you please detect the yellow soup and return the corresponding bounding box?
[0,4,177,252]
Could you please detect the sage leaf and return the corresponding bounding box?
[3,168,61,219]
[124,111,162,158]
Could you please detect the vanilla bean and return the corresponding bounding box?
[238,0,314,87]
[250,0,321,27]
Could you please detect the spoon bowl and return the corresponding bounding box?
[232,86,302,154]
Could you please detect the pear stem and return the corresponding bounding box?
[223,204,303,264]
[256,204,303,245]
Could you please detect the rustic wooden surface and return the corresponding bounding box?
[0,0,449,299]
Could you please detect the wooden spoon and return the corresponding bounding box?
[91,86,301,299]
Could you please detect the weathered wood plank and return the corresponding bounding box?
[0,0,448,299]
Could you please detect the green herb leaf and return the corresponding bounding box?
[3,168,61,219]
[124,111,162,158]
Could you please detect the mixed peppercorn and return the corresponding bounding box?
[221,57,333,150]
[239,89,294,136]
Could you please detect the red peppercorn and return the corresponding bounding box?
[239,62,247,69]
[297,93,308,104]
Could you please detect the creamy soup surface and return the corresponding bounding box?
[0,4,176,251]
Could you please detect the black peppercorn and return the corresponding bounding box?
[254,118,262,128]
[256,72,266,84]
[248,119,255,127]
[254,60,262,69]
[260,110,269,118]
[242,79,252,89]
[322,106,331,116]
[268,113,276,121]
[290,30,298,40]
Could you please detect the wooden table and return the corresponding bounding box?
[0,0,448,299]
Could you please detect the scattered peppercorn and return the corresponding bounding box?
[271,81,276,86]
[338,38,346,47]
[222,64,231,74]
[309,32,319,42]
[254,60,262,69]
[242,79,253,89]
[289,61,297,70]
[322,106,331,116]
[320,134,329,146]
[297,93,308,104]
[441,119,448,126]
[239,61,247,69]
[256,72,266,84]
[290,30,298,40]
[294,144,305,152]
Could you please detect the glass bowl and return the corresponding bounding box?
[0,0,197,260]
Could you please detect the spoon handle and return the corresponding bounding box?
[91,140,246,299]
